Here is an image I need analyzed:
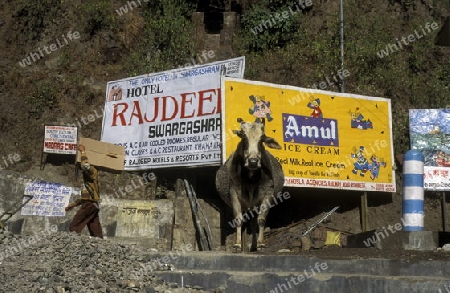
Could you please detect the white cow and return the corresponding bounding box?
[216,118,285,251]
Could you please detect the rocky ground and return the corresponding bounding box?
[1,220,450,293]
[0,229,217,293]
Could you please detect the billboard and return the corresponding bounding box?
[43,125,78,155]
[221,77,396,192]
[101,57,245,170]
[409,109,450,191]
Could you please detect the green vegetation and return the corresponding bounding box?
[124,0,197,76]
[234,0,450,155]
[79,0,117,36]
[26,81,59,119]
[3,0,450,167]
[14,0,63,40]
[238,1,301,52]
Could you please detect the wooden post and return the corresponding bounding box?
[184,180,210,251]
[40,152,47,170]
[360,192,368,232]
[175,178,186,198]
[146,176,157,200]
[442,192,447,232]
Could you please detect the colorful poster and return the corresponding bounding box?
[21,181,73,217]
[43,125,78,154]
[221,77,396,192]
[409,109,450,191]
[101,57,245,170]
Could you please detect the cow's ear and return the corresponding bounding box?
[254,118,265,125]
[262,135,282,149]
[233,129,244,138]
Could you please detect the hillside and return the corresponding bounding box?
[1,0,450,234]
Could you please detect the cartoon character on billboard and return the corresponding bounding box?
[349,108,373,130]
[307,97,323,118]
[351,146,369,177]
[368,155,386,180]
[437,151,450,167]
[108,85,123,102]
[429,126,441,134]
[248,95,274,121]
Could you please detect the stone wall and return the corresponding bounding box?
[192,10,240,61]
[0,170,225,252]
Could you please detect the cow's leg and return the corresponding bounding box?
[234,216,244,252]
[256,199,272,250]
[249,217,258,252]
[256,217,266,250]
[230,191,243,252]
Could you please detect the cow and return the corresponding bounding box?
[216,118,285,252]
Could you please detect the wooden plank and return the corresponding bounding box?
[360,192,368,232]
[185,180,209,251]
[442,192,448,232]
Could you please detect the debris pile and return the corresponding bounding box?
[0,229,210,293]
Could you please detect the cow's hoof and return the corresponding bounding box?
[257,244,266,252]
[233,244,242,253]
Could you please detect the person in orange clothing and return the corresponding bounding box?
[65,144,103,238]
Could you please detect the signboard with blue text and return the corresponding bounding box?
[21,181,73,217]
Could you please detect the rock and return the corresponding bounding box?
[301,236,311,251]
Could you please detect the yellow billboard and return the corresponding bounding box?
[221,77,396,192]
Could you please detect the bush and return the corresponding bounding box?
[237,1,302,52]
[79,0,116,36]
[26,81,58,119]
[124,0,196,76]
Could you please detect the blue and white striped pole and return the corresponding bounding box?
[402,150,424,231]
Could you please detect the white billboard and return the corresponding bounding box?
[101,57,245,170]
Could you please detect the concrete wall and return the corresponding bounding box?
[0,170,224,252]
[0,171,62,233]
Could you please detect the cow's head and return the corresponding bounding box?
[233,118,281,170]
